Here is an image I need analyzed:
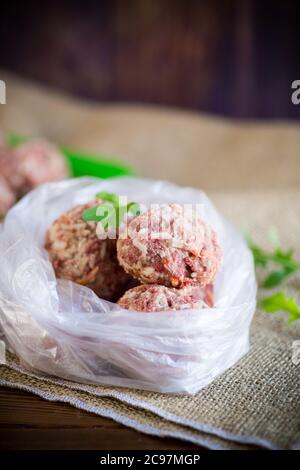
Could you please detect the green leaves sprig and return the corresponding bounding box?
[248,238,300,288]
[82,191,141,231]
[260,291,300,324]
[248,229,300,324]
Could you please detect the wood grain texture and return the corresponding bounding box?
[0,0,299,119]
[0,388,199,450]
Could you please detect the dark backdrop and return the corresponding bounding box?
[0,0,299,119]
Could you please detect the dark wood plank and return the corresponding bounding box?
[0,428,198,451]
[0,388,199,450]
[0,0,299,119]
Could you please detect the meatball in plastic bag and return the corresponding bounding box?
[117,203,221,288]
[118,283,214,312]
[45,201,132,301]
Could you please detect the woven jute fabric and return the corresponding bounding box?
[1,189,300,449]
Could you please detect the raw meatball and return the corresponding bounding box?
[0,175,16,218]
[0,146,25,196]
[0,138,70,217]
[117,204,221,288]
[45,202,132,301]
[117,283,214,312]
[14,139,69,194]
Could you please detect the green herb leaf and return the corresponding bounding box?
[248,230,300,325]
[127,202,141,217]
[247,238,269,268]
[260,291,300,323]
[262,269,293,288]
[115,205,127,229]
[247,236,300,282]
[268,226,281,249]
[95,191,120,207]
[274,247,294,263]
[82,192,140,231]
[97,203,117,230]
[82,206,100,222]
[83,203,114,223]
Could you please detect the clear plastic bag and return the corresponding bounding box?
[0,177,256,394]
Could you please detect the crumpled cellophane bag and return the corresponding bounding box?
[0,177,256,394]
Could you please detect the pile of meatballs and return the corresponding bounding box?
[0,135,69,218]
[45,200,221,312]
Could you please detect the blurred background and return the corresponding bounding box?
[1,0,299,119]
[0,0,300,196]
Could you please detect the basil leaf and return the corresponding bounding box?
[83,191,140,231]
[82,206,100,221]
[262,268,294,288]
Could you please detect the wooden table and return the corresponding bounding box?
[0,388,199,450]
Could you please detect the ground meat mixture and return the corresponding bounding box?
[117,283,214,312]
[14,139,69,195]
[117,204,221,288]
[45,202,132,301]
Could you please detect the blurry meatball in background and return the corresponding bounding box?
[0,144,22,217]
[0,175,16,218]
[0,136,70,217]
[0,144,24,195]
[117,204,221,288]
[14,139,69,195]
[117,283,214,312]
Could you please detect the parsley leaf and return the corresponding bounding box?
[260,292,300,324]
[82,192,140,230]
[247,236,300,287]
[127,201,141,217]
[95,191,120,206]
[248,230,300,324]
[247,239,269,268]
[82,203,113,223]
